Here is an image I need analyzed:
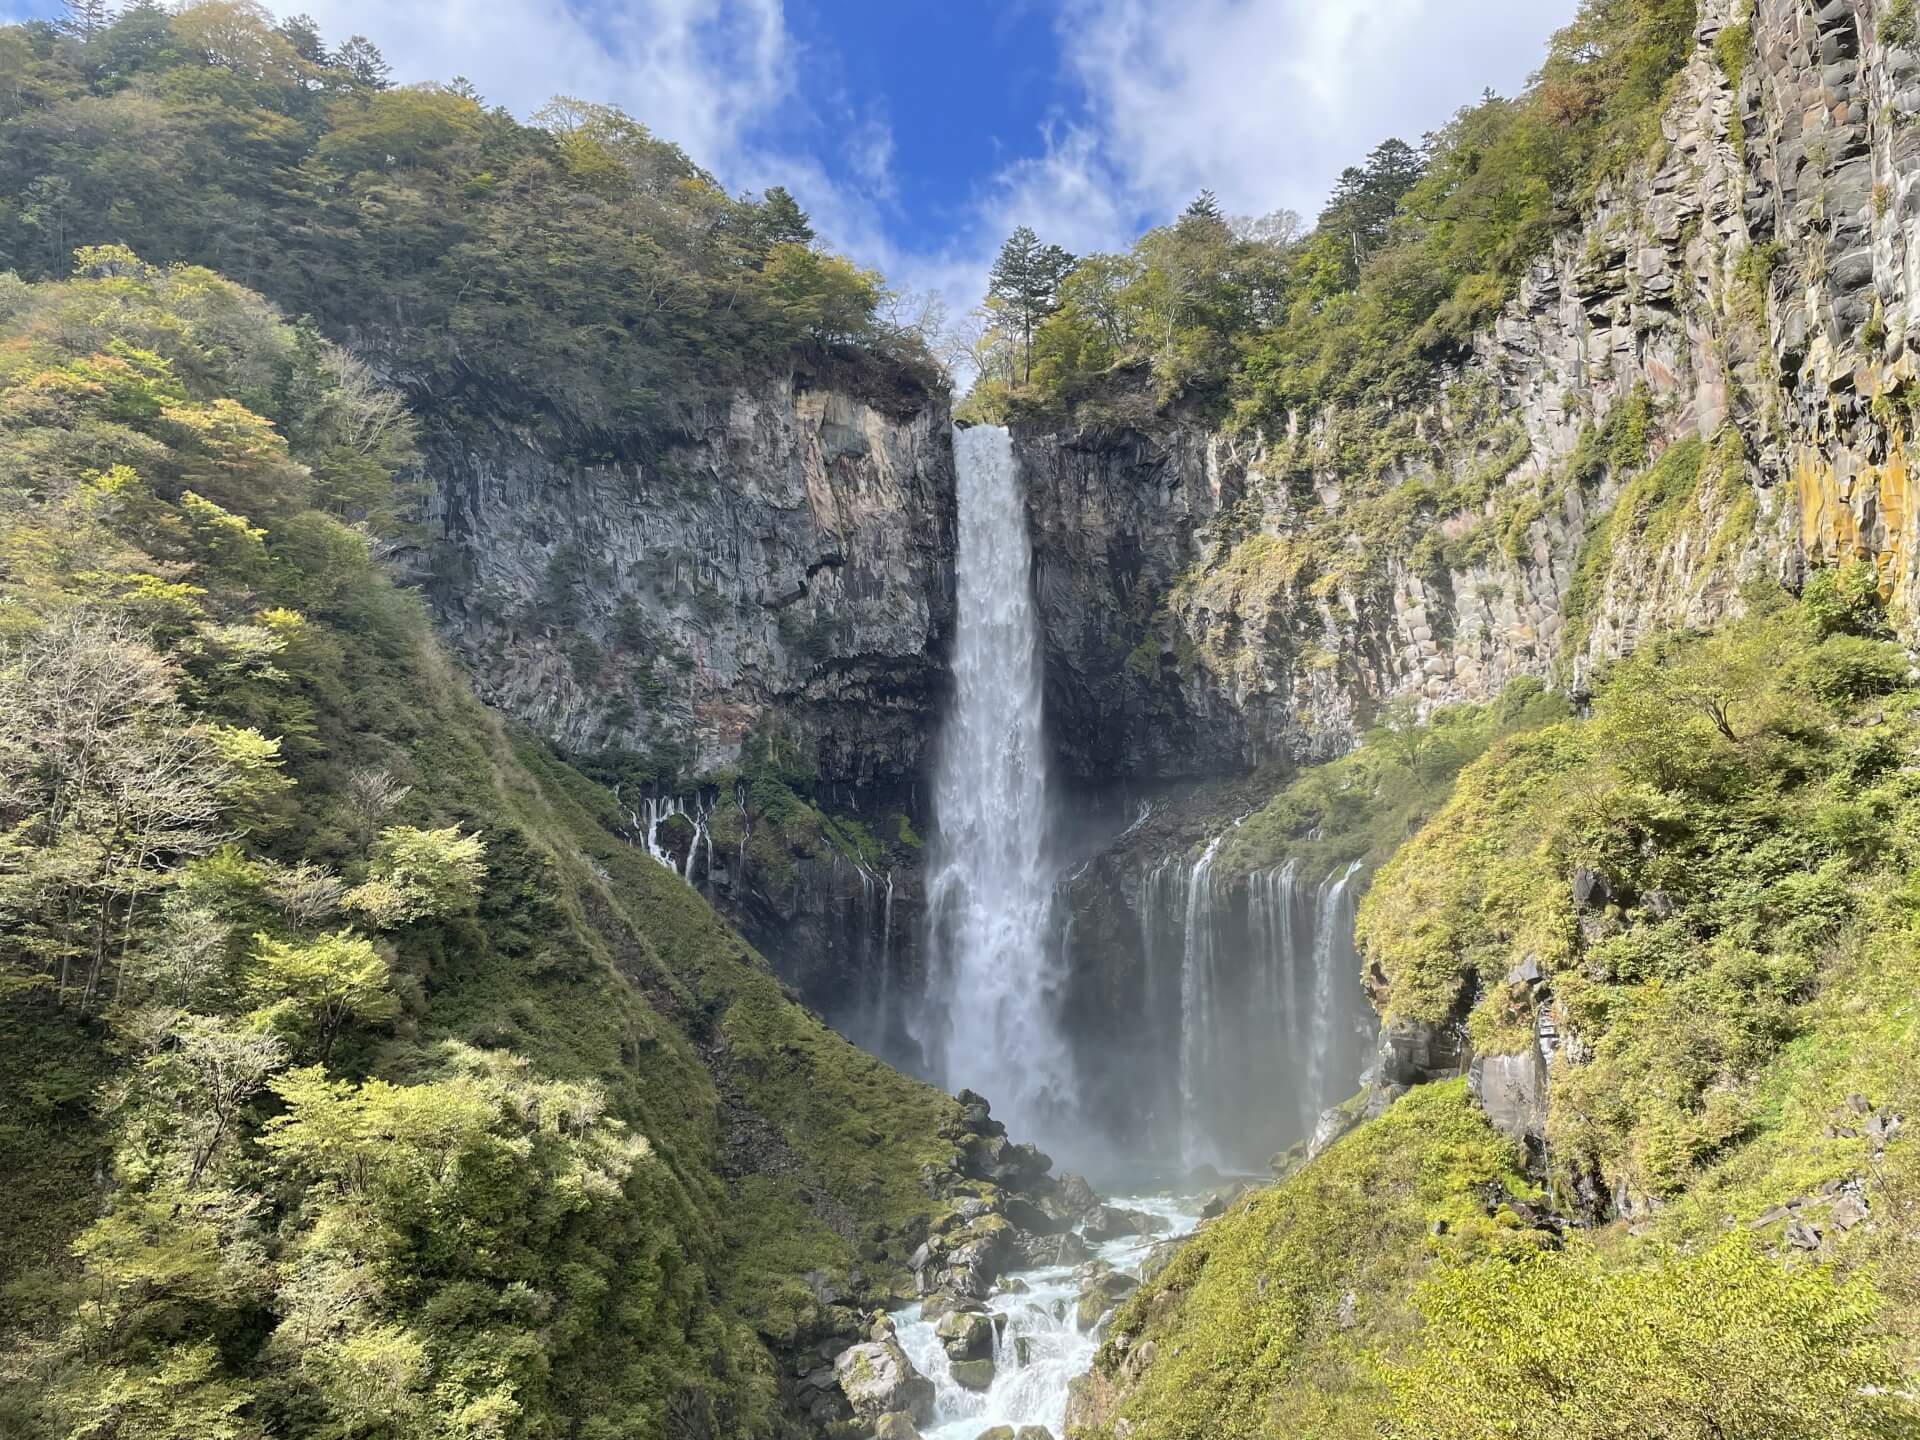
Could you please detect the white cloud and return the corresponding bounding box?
[996,0,1580,242]
[262,0,1581,349]
[281,0,790,176]
[908,0,1581,355]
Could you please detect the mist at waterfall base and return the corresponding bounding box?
[1091,848,1378,1175]
[910,424,1378,1180]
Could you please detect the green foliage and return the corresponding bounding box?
[1222,679,1570,881]
[247,929,396,1059]
[1085,1082,1545,1439]
[983,0,1697,427]
[0,258,965,1439]
[1384,1235,1916,1440]
[1362,577,1920,1206]
[1883,0,1917,50]
[0,8,939,457]
[343,824,485,927]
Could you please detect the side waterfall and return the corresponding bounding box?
[1141,844,1375,1169]
[921,424,1070,1141]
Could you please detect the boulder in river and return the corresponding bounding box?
[834,1339,935,1425]
[916,1214,1016,1298]
[935,1309,994,1362]
[874,1414,923,1440]
[1083,1205,1168,1243]
[949,1355,996,1391]
[1075,1270,1139,1331]
[1043,1171,1100,1225]
[1020,1230,1090,1266]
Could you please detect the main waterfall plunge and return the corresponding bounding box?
[918,424,1377,1174]
[920,424,1073,1141]
[620,422,1380,1174]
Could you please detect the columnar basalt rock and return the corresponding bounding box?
[421,370,956,788]
[1016,0,1920,783]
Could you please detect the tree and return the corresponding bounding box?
[0,615,253,1010]
[343,825,485,927]
[248,929,396,1059]
[1319,137,1425,284]
[275,12,327,64]
[754,185,814,250]
[149,1011,289,1189]
[761,244,883,346]
[332,34,390,89]
[987,225,1076,382]
[56,0,115,41]
[1182,189,1222,222]
[345,766,411,850]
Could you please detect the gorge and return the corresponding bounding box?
[3,2,1920,1439]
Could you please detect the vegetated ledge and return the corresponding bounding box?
[1065,571,1920,1440]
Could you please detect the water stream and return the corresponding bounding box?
[1139,844,1375,1168]
[896,1195,1201,1438]
[921,424,1071,1143]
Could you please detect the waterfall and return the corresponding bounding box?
[1307,860,1365,1118]
[614,787,714,887]
[1134,843,1374,1170]
[1177,834,1225,1171]
[923,424,1069,1141]
[1245,860,1306,1134]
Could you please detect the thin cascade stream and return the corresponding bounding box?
[1136,842,1376,1170]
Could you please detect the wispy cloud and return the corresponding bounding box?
[286,0,791,175]
[261,0,1575,341]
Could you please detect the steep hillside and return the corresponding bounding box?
[0,5,955,1034]
[0,254,1028,1440]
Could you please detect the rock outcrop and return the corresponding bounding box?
[1016,0,1920,780]
[834,1338,935,1427]
[422,367,956,789]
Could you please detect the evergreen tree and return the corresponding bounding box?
[1182,189,1223,222]
[1319,136,1425,283]
[333,34,391,89]
[987,224,1076,383]
[276,12,328,64]
[55,0,114,41]
[760,186,814,246]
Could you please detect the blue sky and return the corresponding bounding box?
[13,0,1582,315]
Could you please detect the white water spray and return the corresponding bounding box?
[923,424,1069,1140]
[1177,834,1225,1170]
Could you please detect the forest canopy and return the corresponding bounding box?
[961,0,1699,429]
[0,1,940,448]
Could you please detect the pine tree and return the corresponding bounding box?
[56,0,115,41]
[1182,189,1223,222]
[333,34,392,89]
[987,225,1076,383]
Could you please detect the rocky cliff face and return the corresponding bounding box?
[1018,0,1920,782]
[423,366,956,791]
[406,365,954,1041]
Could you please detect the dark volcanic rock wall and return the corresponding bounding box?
[1017,0,1920,785]
[424,370,957,792]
